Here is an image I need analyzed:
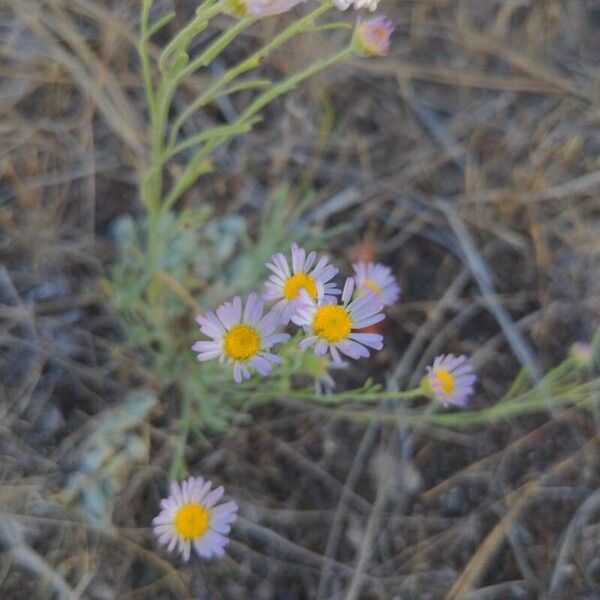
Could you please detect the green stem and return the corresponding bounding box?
[169,393,193,479]
[293,384,425,405]
[138,0,156,117]
[158,0,221,74]
[167,117,262,158]
[161,41,348,214]
[346,380,600,427]
[165,18,256,152]
[144,4,225,276]
[138,0,165,275]
[239,45,352,121]
[177,18,255,85]
[147,11,176,38]
[168,1,332,148]
[218,77,272,97]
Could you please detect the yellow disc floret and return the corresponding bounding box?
[432,369,455,395]
[174,503,210,540]
[224,324,260,361]
[364,279,382,295]
[313,305,353,343]
[283,273,318,300]
[225,0,250,17]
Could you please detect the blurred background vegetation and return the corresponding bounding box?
[1,0,599,598]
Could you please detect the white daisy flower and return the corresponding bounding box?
[226,0,306,18]
[153,476,238,561]
[425,354,477,407]
[263,243,340,324]
[352,261,401,306]
[193,293,290,383]
[292,277,385,364]
[333,0,380,11]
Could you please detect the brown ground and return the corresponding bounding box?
[1,0,600,598]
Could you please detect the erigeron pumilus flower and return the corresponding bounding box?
[292,277,385,363]
[264,243,340,324]
[353,15,394,57]
[226,0,305,17]
[193,293,290,383]
[333,0,380,11]
[352,261,400,306]
[570,341,594,367]
[425,354,476,407]
[153,477,238,561]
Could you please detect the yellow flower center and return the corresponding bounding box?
[313,304,352,343]
[375,26,388,41]
[226,0,249,17]
[283,273,318,300]
[174,503,209,540]
[364,279,382,294]
[432,369,455,395]
[223,324,260,361]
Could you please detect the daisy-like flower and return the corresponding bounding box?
[264,243,340,324]
[570,341,594,367]
[334,0,380,11]
[292,277,385,363]
[424,354,476,407]
[353,15,394,57]
[353,261,401,306]
[226,0,305,17]
[153,476,238,561]
[193,293,290,383]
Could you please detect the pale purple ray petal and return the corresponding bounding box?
[315,339,329,356]
[203,486,224,508]
[342,277,354,304]
[352,313,385,329]
[349,332,383,350]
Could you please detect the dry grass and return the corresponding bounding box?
[1,0,600,598]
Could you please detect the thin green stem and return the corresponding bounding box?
[177,18,255,85]
[168,1,332,147]
[345,379,600,427]
[169,393,193,479]
[239,45,352,121]
[161,40,348,214]
[288,385,425,405]
[144,4,226,276]
[167,118,262,158]
[158,0,221,74]
[138,0,156,117]
[139,1,165,275]
[148,11,176,38]
[166,18,255,151]
[218,78,272,97]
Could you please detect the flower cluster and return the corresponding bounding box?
[193,243,477,405]
[163,247,478,563]
[226,0,394,57]
[193,243,398,382]
[228,0,383,17]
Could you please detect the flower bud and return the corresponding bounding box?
[353,15,394,57]
[570,341,595,368]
